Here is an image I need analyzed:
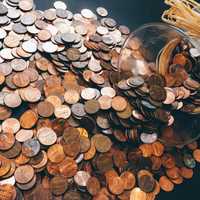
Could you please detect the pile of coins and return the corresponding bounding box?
[0,0,199,199]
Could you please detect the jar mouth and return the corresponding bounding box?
[119,22,191,71]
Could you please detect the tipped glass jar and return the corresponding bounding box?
[118,23,200,146]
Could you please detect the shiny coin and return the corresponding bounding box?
[54,105,71,119]
[4,93,22,108]
[54,1,67,10]
[22,40,38,53]
[37,127,57,146]
[74,170,91,187]
[42,41,58,53]
[140,133,158,144]
[2,118,20,133]
[96,7,108,17]
[81,9,94,19]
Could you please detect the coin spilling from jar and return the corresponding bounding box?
[0,0,199,200]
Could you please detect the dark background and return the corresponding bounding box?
[35,0,200,199]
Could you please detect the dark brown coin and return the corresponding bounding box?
[14,165,34,184]
[80,136,91,153]
[37,101,54,117]
[50,176,68,196]
[138,175,155,193]
[87,177,101,196]
[63,191,81,200]
[84,100,100,114]
[149,85,167,102]
[92,134,112,153]
[66,48,81,61]
[22,138,40,158]
[0,106,12,120]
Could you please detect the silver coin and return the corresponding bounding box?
[21,13,36,26]
[189,48,200,57]
[61,32,76,43]
[0,28,7,40]
[0,48,14,60]
[56,9,68,18]
[0,16,9,25]
[101,87,116,98]
[0,176,16,186]
[81,9,94,19]
[140,133,158,144]
[42,41,58,53]
[53,1,67,10]
[27,25,39,34]
[102,34,114,45]
[0,62,12,76]
[12,23,27,34]
[22,39,38,53]
[0,3,8,15]
[7,8,21,19]
[74,171,91,187]
[81,88,97,100]
[96,7,108,17]
[11,59,27,71]
[96,26,109,35]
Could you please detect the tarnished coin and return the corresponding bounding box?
[16,174,36,191]
[50,176,68,196]
[86,177,101,196]
[92,134,112,153]
[22,138,40,158]
[37,101,54,117]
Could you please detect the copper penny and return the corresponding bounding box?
[193,149,200,162]
[14,165,34,184]
[87,176,101,196]
[0,184,16,200]
[4,93,22,108]
[37,101,54,117]
[16,129,34,143]
[159,176,174,192]
[111,96,127,111]
[20,110,38,129]
[12,72,30,88]
[59,157,78,178]
[120,171,136,190]
[92,134,112,153]
[0,132,15,150]
[130,187,147,200]
[50,176,68,196]
[47,144,65,163]
[108,176,124,195]
[64,90,80,105]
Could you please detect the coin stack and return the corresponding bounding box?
[0,0,199,200]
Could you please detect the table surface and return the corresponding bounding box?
[35,0,200,199]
